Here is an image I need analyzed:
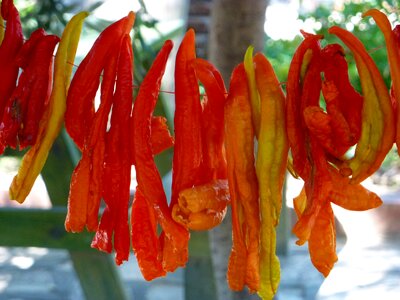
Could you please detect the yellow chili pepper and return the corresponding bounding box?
[251,51,288,299]
[329,26,395,183]
[244,46,261,137]
[363,9,400,154]
[9,11,88,203]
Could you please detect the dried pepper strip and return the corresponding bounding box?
[65,12,134,233]
[150,116,174,155]
[9,11,88,203]
[193,57,227,181]
[363,9,400,154]
[329,25,395,183]
[131,188,166,280]
[244,46,261,137]
[225,63,260,292]
[0,29,59,152]
[172,179,230,230]
[321,44,363,146]
[91,34,133,265]
[132,39,189,273]
[65,12,135,150]
[0,0,23,120]
[286,32,323,179]
[171,55,228,232]
[251,52,288,299]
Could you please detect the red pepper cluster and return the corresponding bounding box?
[2,2,400,299]
[0,0,58,153]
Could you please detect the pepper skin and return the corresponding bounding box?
[0,0,23,121]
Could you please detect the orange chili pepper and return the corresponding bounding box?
[225,63,260,293]
[172,179,230,231]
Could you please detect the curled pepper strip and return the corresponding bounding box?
[363,9,400,154]
[132,40,189,273]
[193,57,227,181]
[329,25,395,183]
[172,179,230,231]
[9,12,87,203]
[91,34,133,265]
[0,0,23,120]
[252,52,288,299]
[65,12,134,150]
[225,63,260,293]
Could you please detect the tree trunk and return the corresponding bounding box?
[207,1,269,299]
[208,0,269,84]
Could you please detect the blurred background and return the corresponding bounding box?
[0,0,400,299]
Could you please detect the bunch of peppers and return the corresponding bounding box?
[2,1,400,299]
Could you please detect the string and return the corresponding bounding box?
[0,23,388,95]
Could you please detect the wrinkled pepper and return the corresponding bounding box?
[172,179,230,230]
[251,50,289,299]
[65,12,135,150]
[9,11,88,203]
[363,9,400,154]
[329,25,395,183]
[132,39,189,273]
[0,29,59,153]
[0,0,23,120]
[225,63,260,293]
[91,34,133,265]
[65,12,135,233]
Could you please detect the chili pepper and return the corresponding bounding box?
[244,46,261,137]
[363,9,400,154]
[65,38,121,233]
[1,29,59,153]
[328,166,382,210]
[321,44,363,145]
[0,0,23,121]
[329,25,395,183]
[91,34,133,265]
[192,57,227,181]
[308,201,337,277]
[172,179,230,231]
[286,32,323,179]
[9,12,87,203]
[131,187,166,280]
[150,116,174,155]
[171,29,203,207]
[132,39,189,272]
[130,116,174,165]
[225,63,260,292]
[251,51,288,299]
[65,12,134,150]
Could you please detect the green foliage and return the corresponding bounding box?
[265,0,400,91]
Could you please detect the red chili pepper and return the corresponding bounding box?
[65,12,134,150]
[0,29,59,152]
[91,35,133,265]
[193,57,227,181]
[150,116,174,155]
[131,187,166,280]
[0,0,23,121]
[171,29,203,207]
[65,40,120,233]
[286,32,323,179]
[132,39,189,273]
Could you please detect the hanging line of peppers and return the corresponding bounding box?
[1,1,400,299]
